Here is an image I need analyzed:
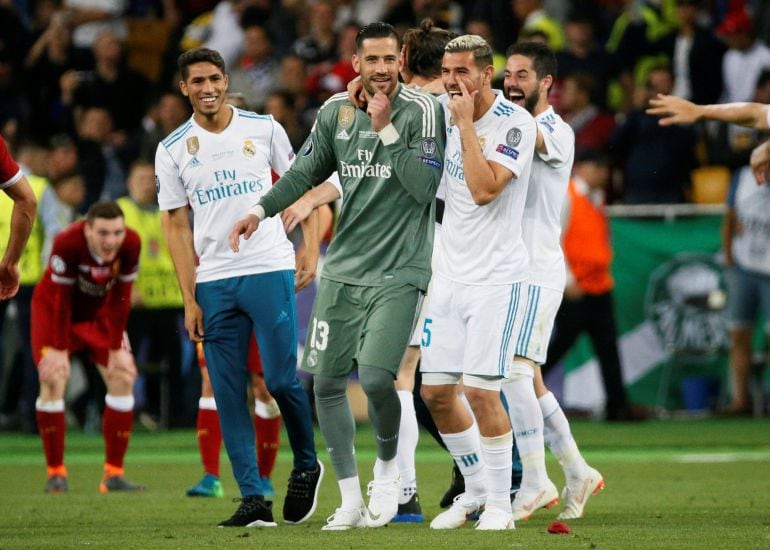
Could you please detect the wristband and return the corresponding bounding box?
[248,204,266,221]
[378,123,399,145]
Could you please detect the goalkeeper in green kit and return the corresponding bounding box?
[230,21,446,530]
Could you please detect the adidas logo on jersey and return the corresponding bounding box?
[336,128,351,140]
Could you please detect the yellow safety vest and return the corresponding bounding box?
[117,197,183,309]
[0,174,47,285]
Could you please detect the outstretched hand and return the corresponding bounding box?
[646,94,699,126]
[229,214,260,253]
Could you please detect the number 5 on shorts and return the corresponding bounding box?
[309,317,329,351]
[421,318,432,347]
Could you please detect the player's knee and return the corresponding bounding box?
[358,365,396,402]
[420,383,454,413]
[312,374,347,405]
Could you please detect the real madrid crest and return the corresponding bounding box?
[478,137,487,149]
[338,105,355,129]
[243,139,256,157]
[186,136,200,155]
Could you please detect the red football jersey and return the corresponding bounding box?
[0,136,22,189]
[33,220,141,349]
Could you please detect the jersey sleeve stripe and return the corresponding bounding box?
[51,274,76,285]
[0,168,23,189]
[161,121,193,148]
[401,88,435,138]
[118,273,139,282]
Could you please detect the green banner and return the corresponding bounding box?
[562,212,728,411]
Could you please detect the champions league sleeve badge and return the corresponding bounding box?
[302,138,314,157]
[421,138,437,158]
[506,127,522,147]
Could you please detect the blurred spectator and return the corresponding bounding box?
[291,0,337,68]
[0,54,26,143]
[0,2,33,72]
[201,0,263,69]
[717,8,770,103]
[556,12,617,109]
[307,20,358,101]
[605,0,677,113]
[609,64,696,203]
[46,133,79,182]
[39,171,83,258]
[660,0,725,105]
[138,91,190,162]
[23,11,84,139]
[63,29,149,138]
[465,17,506,80]
[275,53,318,131]
[464,0,517,53]
[264,89,309,151]
[228,22,279,110]
[542,149,636,421]
[513,0,565,51]
[63,0,129,52]
[75,106,128,206]
[722,164,770,416]
[561,72,616,157]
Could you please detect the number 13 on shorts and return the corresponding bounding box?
[309,317,330,351]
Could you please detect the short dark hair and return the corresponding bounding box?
[444,35,494,69]
[86,200,124,224]
[178,48,226,81]
[506,41,558,83]
[403,19,457,79]
[355,21,399,51]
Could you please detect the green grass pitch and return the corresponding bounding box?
[1,419,769,549]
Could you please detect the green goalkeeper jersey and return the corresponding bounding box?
[259,84,446,290]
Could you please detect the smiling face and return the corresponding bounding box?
[179,61,229,119]
[353,36,400,98]
[441,50,490,101]
[504,54,543,114]
[84,216,126,263]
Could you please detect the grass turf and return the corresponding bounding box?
[1,418,769,549]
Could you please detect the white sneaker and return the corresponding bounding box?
[365,477,400,527]
[558,466,604,520]
[430,493,483,529]
[321,507,366,531]
[475,506,514,530]
[512,479,559,520]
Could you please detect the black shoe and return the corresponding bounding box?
[218,496,277,527]
[439,464,465,509]
[391,493,424,523]
[45,475,68,494]
[283,459,324,524]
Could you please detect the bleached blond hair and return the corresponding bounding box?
[444,34,493,68]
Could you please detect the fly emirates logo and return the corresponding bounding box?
[339,149,392,179]
[195,169,265,206]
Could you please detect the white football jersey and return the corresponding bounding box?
[730,165,770,276]
[155,105,296,283]
[435,91,536,285]
[522,106,575,291]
